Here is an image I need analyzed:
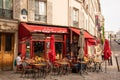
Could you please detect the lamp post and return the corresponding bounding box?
[109,34,113,65]
[115,54,120,72]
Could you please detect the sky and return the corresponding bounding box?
[100,0,120,33]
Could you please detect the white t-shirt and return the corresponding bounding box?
[16,56,22,66]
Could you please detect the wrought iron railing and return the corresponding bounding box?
[0,8,13,19]
[73,21,79,27]
[35,14,47,22]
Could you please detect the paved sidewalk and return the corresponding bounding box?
[0,65,120,80]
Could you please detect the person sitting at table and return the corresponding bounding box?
[65,52,71,60]
[16,52,25,71]
[77,57,88,74]
[70,56,80,73]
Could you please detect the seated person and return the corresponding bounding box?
[70,56,80,73]
[16,52,23,66]
[65,52,71,60]
[16,52,24,71]
[77,57,88,73]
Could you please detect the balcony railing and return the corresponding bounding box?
[0,8,13,19]
[73,21,79,27]
[35,14,47,22]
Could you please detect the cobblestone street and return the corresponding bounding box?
[0,63,120,80]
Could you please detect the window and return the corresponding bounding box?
[26,41,30,58]
[35,0,47,22]
[0,33,1,51]
[73,8,79,27]
[5,33,13,51]
[33,41,45,57]
[0,0,2,8]
[0,0,13,19]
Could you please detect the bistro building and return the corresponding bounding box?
[18,23,69,59]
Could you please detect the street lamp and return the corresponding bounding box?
[109,34,113,65]
[114,54,120,72]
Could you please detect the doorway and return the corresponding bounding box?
[0,33,14,70]
[55,42,63,59]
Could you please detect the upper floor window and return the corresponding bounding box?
[0,0,13,19]
[35,0,47,22]
[73,8,79,27]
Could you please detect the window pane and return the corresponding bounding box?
[73,9,78,21]
[33,41,44,57]
[39,2,46,15]
[73,10,76,21]
[5,33,12,51]
[35,0,47,21]
[0,33,1,51]
[0,0,2,8]
[35,0,39,14]
[5,0,12,9]
[26,41,30,58]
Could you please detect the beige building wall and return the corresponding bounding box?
[87,0,96,36]
[69,0,83,28]
[51,0,68,26]
[14,0,102,37]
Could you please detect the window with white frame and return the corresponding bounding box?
[35,0,47,22]
[73,8,79,27]
[0,0,13,19]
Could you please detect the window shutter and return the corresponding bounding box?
[47,1,53,24]
[28,0,35,21]
[13,0,20,20]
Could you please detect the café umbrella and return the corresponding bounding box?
[103,39,112,60]
[103,39,112,72]
[78,29,85,75]
[49,35,56,63]
[78,29,85,59]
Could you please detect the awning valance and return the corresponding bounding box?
[87,38,97,46]
[20,23,68,33]
[88,39,96,43]
[70,28,94,39]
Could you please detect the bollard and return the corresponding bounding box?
[115,54,120,72]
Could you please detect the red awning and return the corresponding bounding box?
[70,28,94,39]
[20,23,68,33]
[87,38,97,46]
[84,31,94,39]
[88,39,96,43]
[70,28,80,35]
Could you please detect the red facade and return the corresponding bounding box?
[18,23,68,59]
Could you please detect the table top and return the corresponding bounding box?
[32,63,46,66]
[55,61,69,65]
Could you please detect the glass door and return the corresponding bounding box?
[55,42,63,59]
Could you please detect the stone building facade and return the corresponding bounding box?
[0,0,103,70]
